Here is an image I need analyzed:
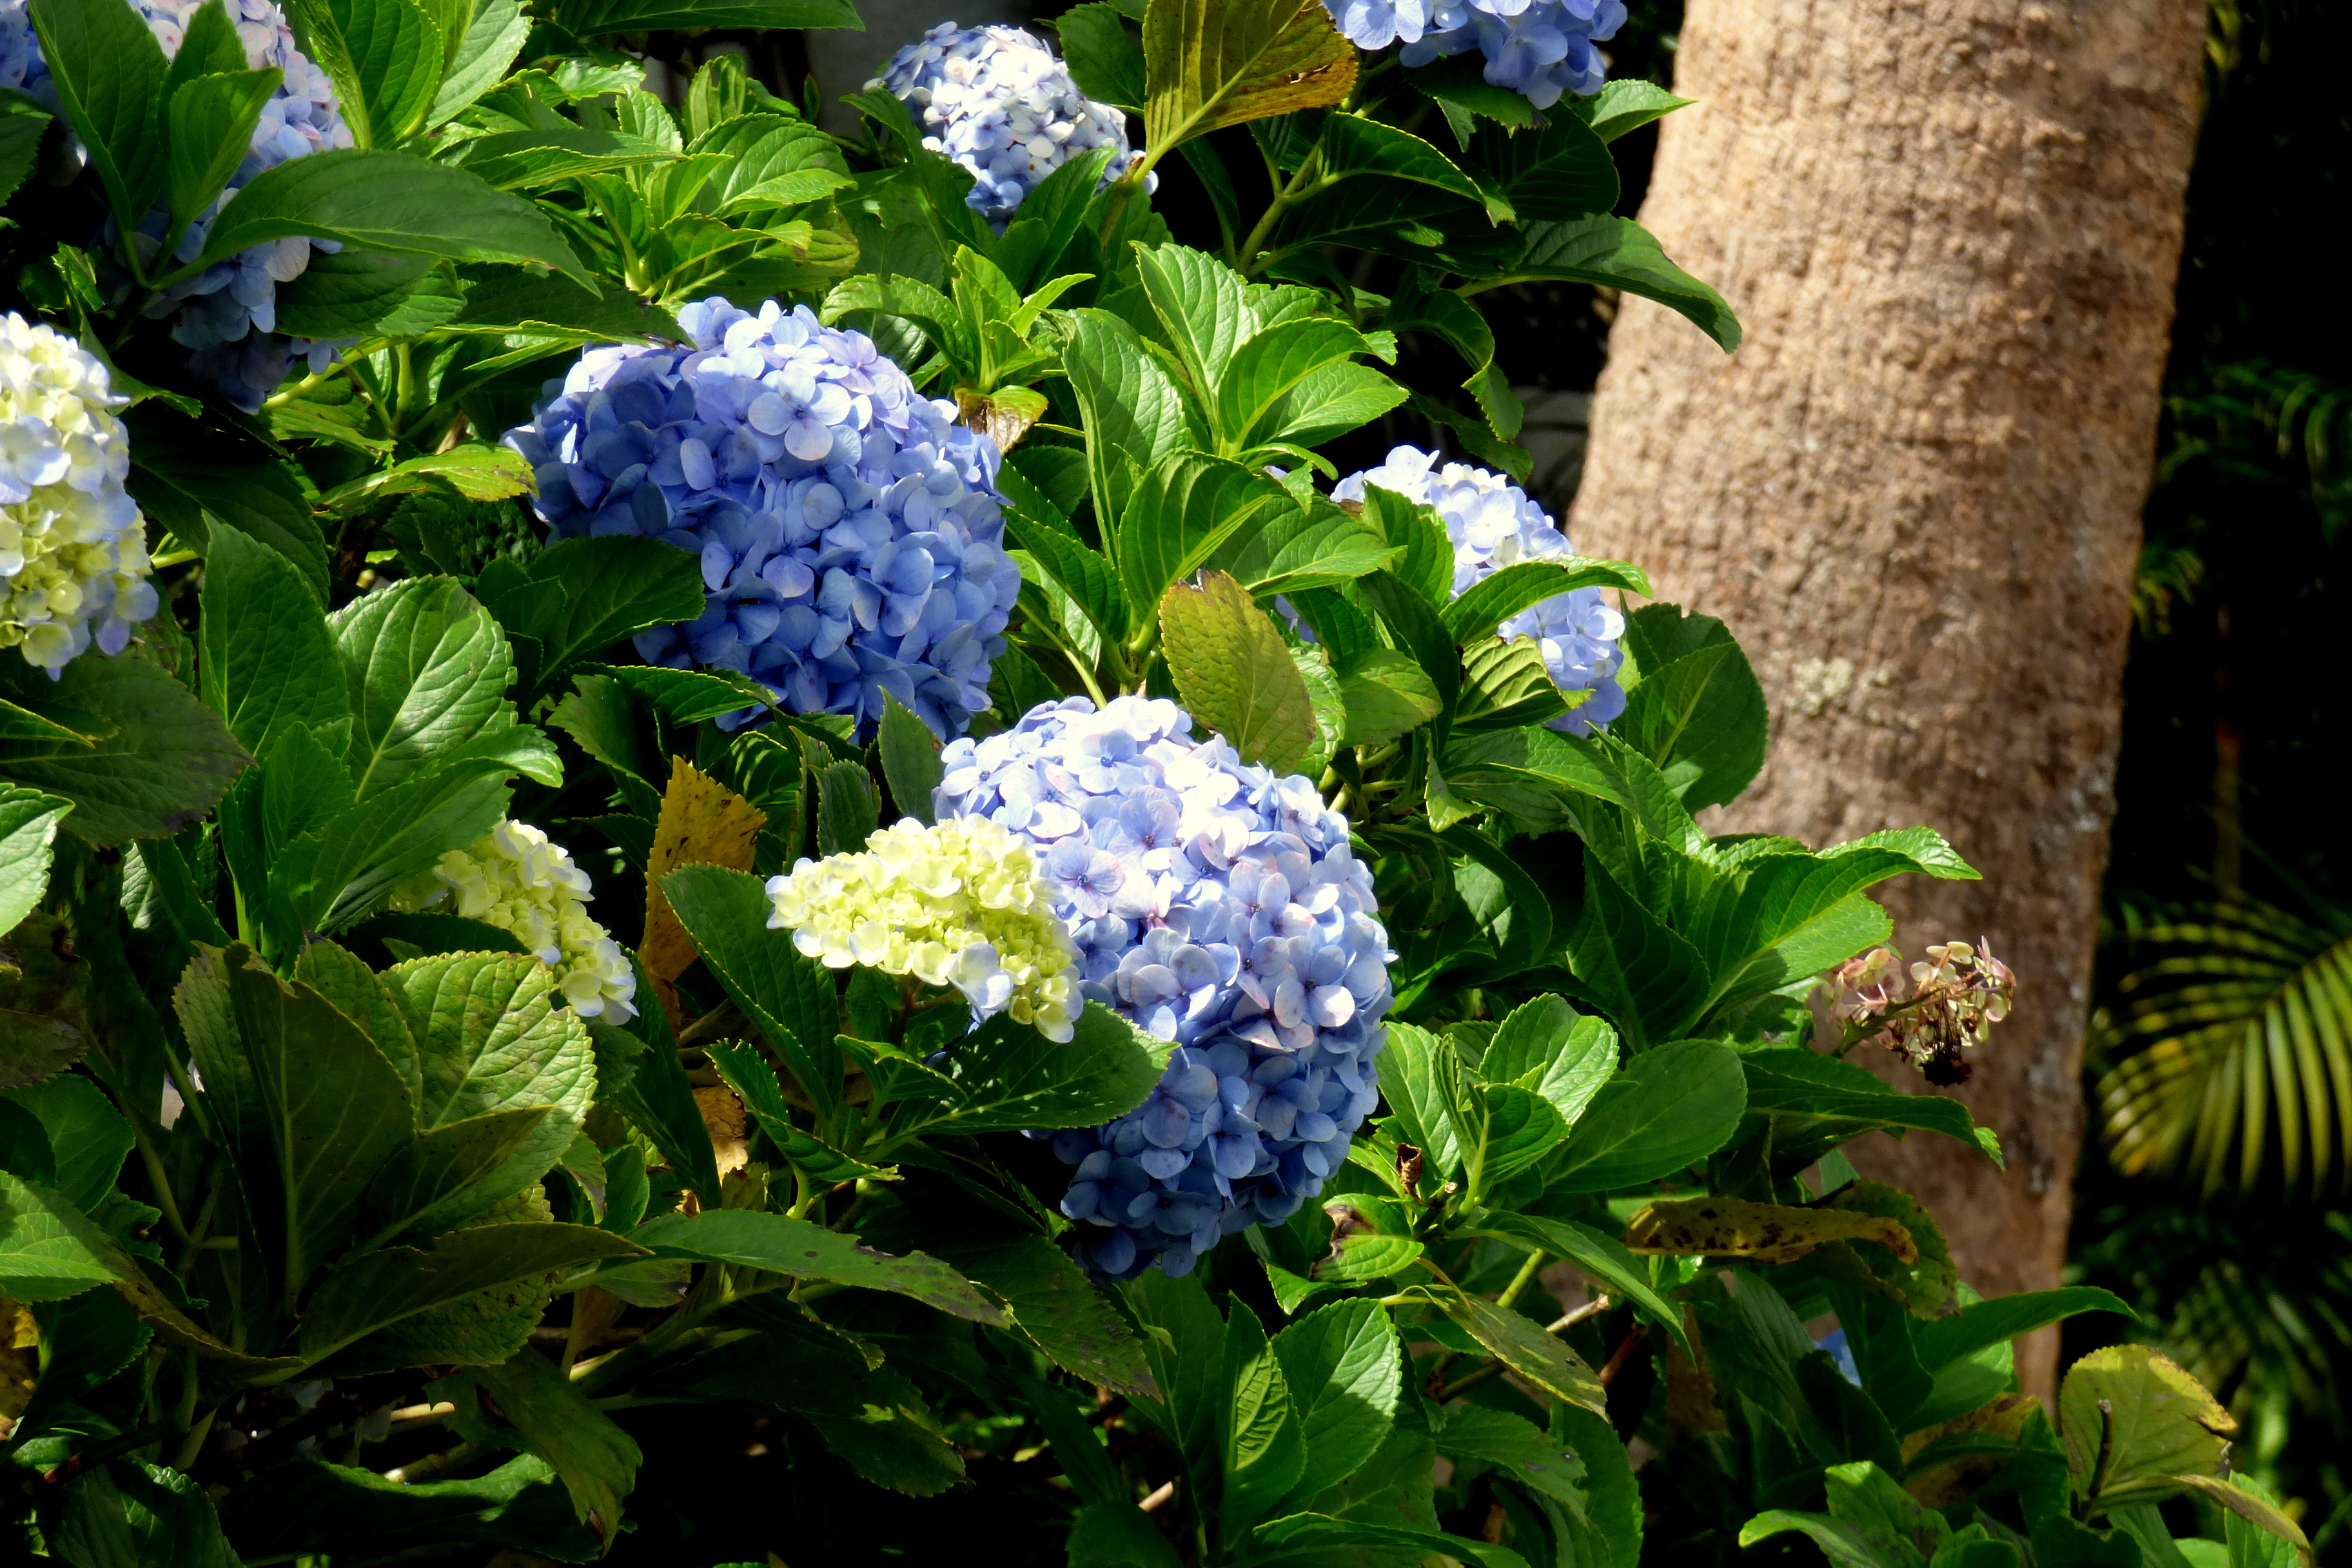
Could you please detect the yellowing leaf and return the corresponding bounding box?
[2161,1476,2314,1565]
[315,444,534,515]
[1442,1289,1607,1417]
[1159,569,1317,774]
[1622,1195,1917,1266]
[1825,1178,1959,1316]
[956,385,1048,453]
[694,1083,750,1179]
[1143,0,1357,153]
[640,759,767,1028]
[1901,1393,2040,1509]
[1662,1311,1727,1439]
[0,1298,37,1427]
[2060,1344,2235,1502]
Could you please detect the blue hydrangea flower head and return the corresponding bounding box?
[3,0,358,411]
[0,3,54,106]
[874,22,1154,230]
[1389,0,1626,109]
[135,0,357,410]
[1335,444,1626,733]
[1325,0,1445,52]
[935,696,1393,1279]
[503,297,1023,741]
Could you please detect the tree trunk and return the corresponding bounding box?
[1569,0,2206,1398]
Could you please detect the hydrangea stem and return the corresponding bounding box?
[1495,1248,1547,1311]
[132,1121,191,1246]
[261,362,351,412]
[1238,147,1328,279]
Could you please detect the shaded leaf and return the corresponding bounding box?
[626,1208,1007,1324]
[930,1233,1158,1398]
[1622,1195,1916,1264]
[300,1223,644,1362]
[1160,569,1318,774]
[0,657,248,845]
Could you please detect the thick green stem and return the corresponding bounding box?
[391,342,418,436]
[132,1123,190,1246]
[1237,150,1326,278]
[260,362,352,413]
[1068,649,1109,707]
[788,1162,821,1220]
[1094,164,1147,248]
[1495,1250,1547,1311]
[176,1179,223,1280]
[170,1406,216,1474]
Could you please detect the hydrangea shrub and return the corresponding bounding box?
[0,4,2273,1568]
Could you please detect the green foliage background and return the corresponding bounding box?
[0,0,2325,1565]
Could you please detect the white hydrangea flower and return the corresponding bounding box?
[390,819,639,1024]
[765,815,1085,1042]
[0,312,159,673]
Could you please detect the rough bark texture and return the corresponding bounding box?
[1569,0,2206,1398]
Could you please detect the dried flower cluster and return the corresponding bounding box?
[1829,939,2015,1084]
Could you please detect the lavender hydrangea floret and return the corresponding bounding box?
[5,0,358,411]
[1333,445,1626,734]
[0,3,53,106]
[503,297,1023,740]
[874,22,1153,230]
[936,696,1393,1279]
[1324,0,1626,110]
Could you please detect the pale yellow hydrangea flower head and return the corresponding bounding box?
[1,312,158,671]
[390,819,638,1024]
[766,816,1084,1042]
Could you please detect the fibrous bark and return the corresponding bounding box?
[1569,0,2206,1396]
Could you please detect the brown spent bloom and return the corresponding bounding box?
[1827,938,2017,1084]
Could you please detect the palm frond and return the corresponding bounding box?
[2165,357,2352,540]
[2096,896,2352,1195]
